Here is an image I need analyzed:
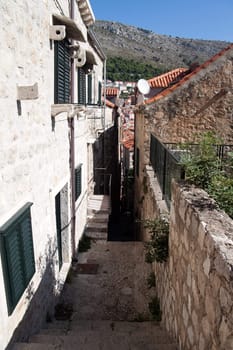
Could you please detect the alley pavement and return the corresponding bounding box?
[61,240,153,321]
[13,195,178,349]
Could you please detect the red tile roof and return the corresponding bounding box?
[148,68,188,88]
[145,43,233,105]
[106,87,119,96]
[122,129,134,149]
[123,139,134,149]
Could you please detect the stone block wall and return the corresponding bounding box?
[142,170,233,350]
[137,47,233,167]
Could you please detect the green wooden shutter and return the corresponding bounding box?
[2,227,25,313]
[87,74,92,104]
[20,209,35,282]
[54,39,70,104]
[75,165,82,200]
[0,203,35,315]
[78,68,86,104]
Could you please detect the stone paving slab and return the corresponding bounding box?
[12,344,58,350]
[60,241,154,321]
[74,263,99,275]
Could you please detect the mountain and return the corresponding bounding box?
[92,20,229,71]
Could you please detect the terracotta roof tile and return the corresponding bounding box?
[145,43,233,105]
[106,87,119,96]
[123,139,134,149]
[122,128,134,148]
[148,68,188,88]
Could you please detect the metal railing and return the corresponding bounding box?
[150,133,233,209]
[150,134,184,208]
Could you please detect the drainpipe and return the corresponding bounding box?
[102,59,107,193]
[103,58,106,130]
[70,0,76,259]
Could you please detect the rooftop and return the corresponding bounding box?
[106,87,119,96]
[148,68,188,88]
[145,43,233,105]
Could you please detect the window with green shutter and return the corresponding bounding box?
[75,164,82,200]
[78,68,86,105]
[54,39,70,104]
[87,74,92,105]
[0,203,35,315]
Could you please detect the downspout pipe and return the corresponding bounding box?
[103,58,106,130]
[70,0,76,259]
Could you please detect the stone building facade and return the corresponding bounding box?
[134,44,233,223]
[0,1,112,348]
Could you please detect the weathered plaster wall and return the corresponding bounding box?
[142,172,233,350]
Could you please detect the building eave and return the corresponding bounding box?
[76,0,95,27]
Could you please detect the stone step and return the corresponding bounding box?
[29,334,129,349]
[29,333,178,350]
[86,222,108,232]
[88,195,107,201]
[87,195,110,214]
[87,213,109,223]
[12,344,57,350]
[32,320,176,345]
[87,199,110,210]
[13,342,128,350]
[55,320,160,332]
[13,342,178,350]
[40,320,167,335]
[87,209,110,216]
[85,231,107,240]
[37,330,172,346]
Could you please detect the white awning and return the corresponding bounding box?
[53,14,86,42]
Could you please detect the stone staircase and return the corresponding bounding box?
[12,320,178,349]
[85,195,111,240]
[12,195,178,350]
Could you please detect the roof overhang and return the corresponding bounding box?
[53,14,86,42]
[77,0,95,27]
[86,49,97,65]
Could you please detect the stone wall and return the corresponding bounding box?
[142,171,233,350]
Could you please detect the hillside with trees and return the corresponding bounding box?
[92,20,229,81]
[107,57,166,81]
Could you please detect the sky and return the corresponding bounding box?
[90,0,233,42]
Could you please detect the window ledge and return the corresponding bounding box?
[51,104,86,118]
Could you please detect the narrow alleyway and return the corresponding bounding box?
[13,196,178,350]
